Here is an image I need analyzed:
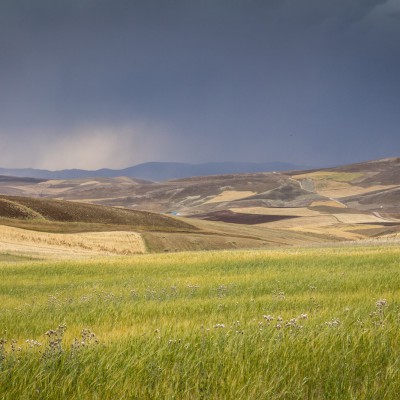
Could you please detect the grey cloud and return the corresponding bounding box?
[1,0,399,168]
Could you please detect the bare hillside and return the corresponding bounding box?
[0,195,196,232]
[0,158,399,255]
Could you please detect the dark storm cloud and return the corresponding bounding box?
[0,0,399,168]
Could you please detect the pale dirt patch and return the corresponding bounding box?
[37,180,66,186]
[257,215,338,229]
[310,200,347,208]
[6,185,39,193]
[204,191,257,204]
[0,225,145,258]
[230,207,321,217]
[332,213,387,224]
[288,226,366,241]
[79,181,101,186]
[20,181,74,195]
[262,212,388,232]
[317,185,399,199]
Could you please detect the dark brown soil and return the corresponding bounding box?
[189,210,297,225]
[0,199,35,219]
[309,206,367,214]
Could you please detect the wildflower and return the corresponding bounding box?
[325,318,340,328]
[376,299,387,308]
[263,315,274,321]
[25,339,41,348]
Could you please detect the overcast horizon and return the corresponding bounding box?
[1,0,399,170]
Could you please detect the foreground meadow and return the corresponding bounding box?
[1,245,400,399]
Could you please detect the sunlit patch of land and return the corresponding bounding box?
[315,184,398,199]
[204,190,257,203]
[230,206,321,216]
[0,224,145,258]
[310,200,347,208]
[293,171,364,182]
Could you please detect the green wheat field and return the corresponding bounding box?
[1,245,400,399]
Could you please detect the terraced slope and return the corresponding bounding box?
[0,158,398,216]
[0,194,357,257]
[0,158,399,254]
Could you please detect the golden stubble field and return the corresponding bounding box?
[0,224,145,258]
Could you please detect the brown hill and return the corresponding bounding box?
[2,157,398,216]
[0,195,196,233]
[0,158,399,253]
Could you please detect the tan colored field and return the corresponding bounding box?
[230,206,321,216]
[182,208,400,248]
[0,225,145,257]
[316,184,399,198]
[258,215,338,229]
[289,225,367,241]
[333,213,387,224]
[78,180,102,186]
[184,216,343,245]
[293,171,363,182]
[310,200,347,208]
[292,171,399,198]
[38,179,66,185]
[205,190,256,203]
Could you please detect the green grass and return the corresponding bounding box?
[1,246,400,399]
[0,253,35,262]
[302,171,364,182]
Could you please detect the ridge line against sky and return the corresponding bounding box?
[1,0,399,169]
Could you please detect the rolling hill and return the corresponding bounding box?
[2,157,397,215]
[0,157,399,257]
[0,194,195,233]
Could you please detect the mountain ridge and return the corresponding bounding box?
[0,161,313,181]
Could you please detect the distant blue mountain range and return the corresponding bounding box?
[0,161,313,182]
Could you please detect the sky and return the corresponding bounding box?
[1,0,399,170]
